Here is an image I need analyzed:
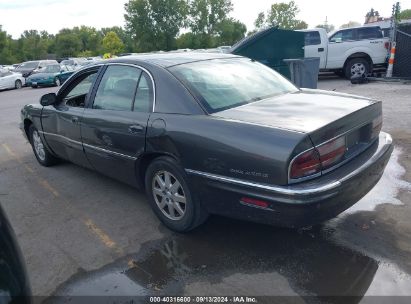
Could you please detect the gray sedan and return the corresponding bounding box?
[20,53,393,232]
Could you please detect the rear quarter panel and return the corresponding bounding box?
[146,114,311,186]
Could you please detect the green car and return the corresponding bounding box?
[26,65,75,88]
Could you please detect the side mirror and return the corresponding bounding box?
[40,93,57,106]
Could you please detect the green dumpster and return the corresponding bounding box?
[230,27,305,80]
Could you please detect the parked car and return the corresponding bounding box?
[0,204,32,302]
[301,26,389,78]
[60,58,87,69]
[1,64,16,71]
[26,64,75,88]
[0,70,25,90]
[13,60,59,78]
[20,53,393,232]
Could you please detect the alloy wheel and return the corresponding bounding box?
[350,63,366,77]
[152,170,186,220]
[32,130,45,161]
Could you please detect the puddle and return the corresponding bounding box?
[48,217,411,302]
[342,147,411,214]
[365,263,411,296]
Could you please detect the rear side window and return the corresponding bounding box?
[357,27,383,39]
[93,65,141,111]
[304,31,321,46]
[133,72,153,113]
[330,29,354,43]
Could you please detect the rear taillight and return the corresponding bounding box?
[317,136,346,170]
[289,149,321,179]
[290,136,346,180]
[371,115,383,139]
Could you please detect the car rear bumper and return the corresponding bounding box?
[186,132,393,228]
[27,79,52,86]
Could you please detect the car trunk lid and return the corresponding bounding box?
[213,89,382,146]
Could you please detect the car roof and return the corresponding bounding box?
[105,52,242,68]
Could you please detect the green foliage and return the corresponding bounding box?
[398,9,411,20]
[55,29,82,58]
[255,1,308,30]
[124,0,189,52]
[189,0,233,35]
[102,31,124,55]
[215,18,247,46]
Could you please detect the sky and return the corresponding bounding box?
[0,0,410,38]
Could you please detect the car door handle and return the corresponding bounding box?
[318,47,325,52]
[128,125,144,134]
[71,116,79,124]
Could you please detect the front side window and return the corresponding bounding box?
[169,58,298,113]
[61,71,98,107]
[93,65,141,111]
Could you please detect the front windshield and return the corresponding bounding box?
[19,61,39,69]
[43,65,61,73]
[169,58,298,113]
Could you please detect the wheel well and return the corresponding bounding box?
[344,53,373,69]
[137,153,179,189]
[23,119,32,139]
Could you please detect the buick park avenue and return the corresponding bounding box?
[20,53,393,232]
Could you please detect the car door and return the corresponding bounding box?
[41,66,101,168]
[80,64,153,185]
[0,71,5,89]
[303,31,326,68]
[327,29,355,69]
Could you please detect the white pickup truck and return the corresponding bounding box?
[300,26,389,78]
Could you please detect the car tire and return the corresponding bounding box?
[345,58,370,79]
[145,156,208,232]
[32,85,38,89]
[29,125,59,167]
[54,77,61,87]
[15,80,22,89]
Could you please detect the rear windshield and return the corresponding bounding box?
[169,58,298,113]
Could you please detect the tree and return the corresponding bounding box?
[254,12,266,29]
[124,0,188,52]
[315,23,335,33]
[398,9,411,20]
[73,26,103,56]
[215,18,247,45]
[55,29,82,58]
[189,0,233,35]
[102,31,124,55]
[101,26,134,53]
[254,1,308,30]
[0,26,17,64]
[340,21,361,29]
[19,30,49,60]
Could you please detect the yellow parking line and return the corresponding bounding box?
[84,219,116,248]
[37,179,60,197]
[1,143,123,256]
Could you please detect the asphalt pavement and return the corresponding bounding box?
[0,80,411,302]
